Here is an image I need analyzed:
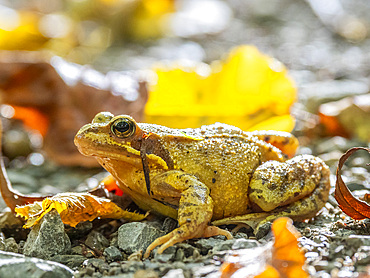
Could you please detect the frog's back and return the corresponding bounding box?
[158,127,284,220]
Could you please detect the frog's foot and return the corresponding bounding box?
[212,212,270,231]
[144,224,232,259]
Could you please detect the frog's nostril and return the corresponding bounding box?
[92,112,114,124]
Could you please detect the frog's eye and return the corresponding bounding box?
[111,118,136,138]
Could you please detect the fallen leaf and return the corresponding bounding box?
[146,45,296,132]
[220,217,308,278]
[0,52,148,166]
[334,147,370,219]
[269,217,307,278]
[318,95,370,142]
[15,192,147,228]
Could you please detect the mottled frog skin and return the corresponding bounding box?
[74,112,331,258]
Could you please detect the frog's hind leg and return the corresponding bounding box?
[213,155,330,232]
[143,171,232,258]
[249,130,299,158]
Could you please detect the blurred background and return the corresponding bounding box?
[0,0,369,168]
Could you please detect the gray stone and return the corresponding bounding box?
[84,258,109,273]
[232,238,259,250]
[4,238,18,253]
[154,246,176,262]
[85,230,110,252]
[71,245,83,255]
[175,243,196,257]
[0,250,73,278]
[255,222,272,239]
[103,246,123,262]
[345,235,370,249]
[195,237,225,255]
[23,209,71,260]
[118,222,165,254]
[163,269,186,278]
[212,239,236,253]
[51,254,87,269]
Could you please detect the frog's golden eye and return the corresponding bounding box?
[111,118,136,138]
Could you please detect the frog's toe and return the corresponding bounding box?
[143,225,232,259]
[203,225,233,239]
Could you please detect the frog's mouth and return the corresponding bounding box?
[75,131,140,162]
[74,126,169,169]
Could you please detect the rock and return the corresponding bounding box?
[175,243,196,257]
[232,238,259,250]
[161,218,177,234]
[195,237,225,255]
[162,269,186,278]
[118,222,165,254]
[51,255,86,269]
[345,235,370,249]
[0,211,24,230]
[0,250,73,278]
[71,245,83,255]
[103,246,123,262]
[23,209,71,260]
[212,239,236,253]
[133,269,158,278]
[65,221,93,238]
[255,222,272,240]
[121,261,145,273]
[83,258,109,274]
[154,246,176,262]
[4,238,18,253]
[85,230,110,252]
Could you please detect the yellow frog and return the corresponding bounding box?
[74,112,331,258]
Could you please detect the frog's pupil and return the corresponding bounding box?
[115,121,130,133]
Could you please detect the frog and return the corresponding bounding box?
[74,112,331,258]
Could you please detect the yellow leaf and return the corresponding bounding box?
[146,45,296,132]
[15,192,147,228]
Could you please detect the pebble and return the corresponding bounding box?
[50,255,87,269]
[162,269,186,278]
[154,246,177,263]
[23,209,71,260]
[345,235,370,248]
[232,238,259,250]
[103,246,123,262]
[117,222,165,255]
[85,230,110,253]
[0,250,73,278]
[195,237,225,255]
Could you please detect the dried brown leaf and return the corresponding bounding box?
[334,147,370,219]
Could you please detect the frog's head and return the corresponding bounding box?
[75,112,142,164]
[74,112,169,170]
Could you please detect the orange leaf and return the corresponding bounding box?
[15,192,147,228]
[12,105,49,136]
[270,217,308,278]
[219,217,308,278]
[334,147,370,219]
[254,265,280,278]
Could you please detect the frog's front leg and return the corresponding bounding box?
[143,171,232,258]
